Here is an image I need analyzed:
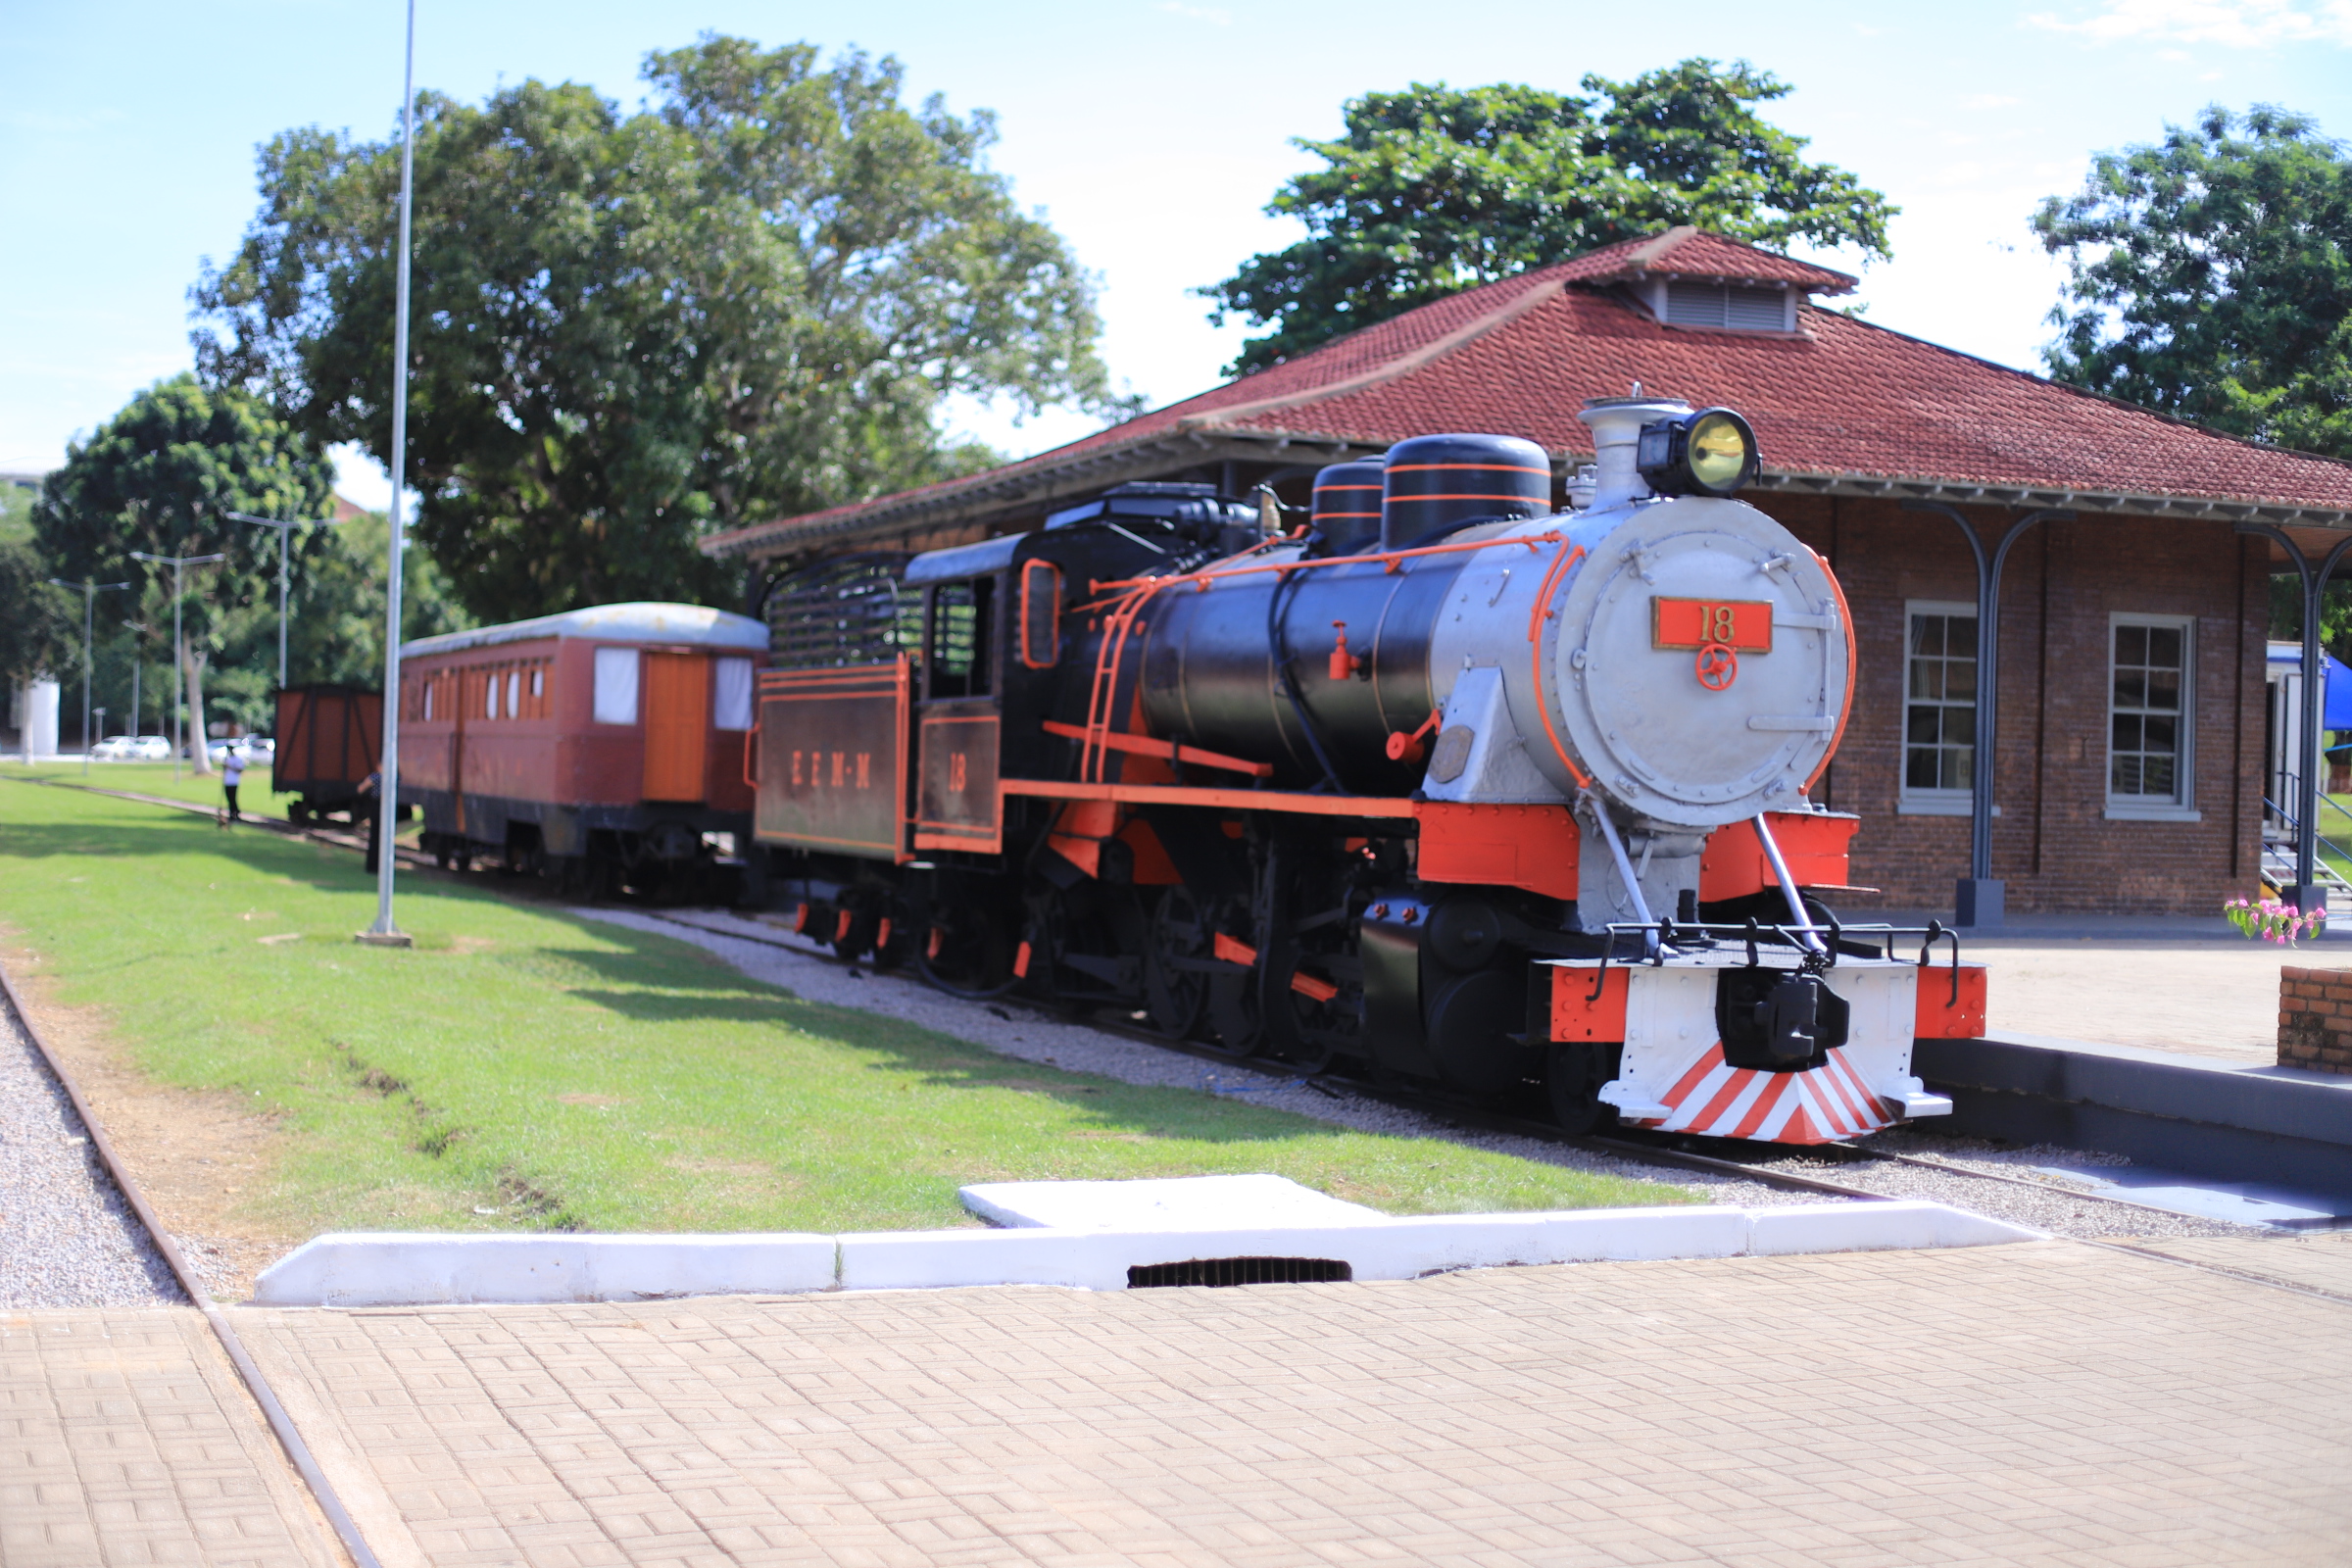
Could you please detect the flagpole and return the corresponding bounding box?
[362,0,417,948]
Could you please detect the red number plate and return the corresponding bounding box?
[1651,598,1774,653]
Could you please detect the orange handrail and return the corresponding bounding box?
[1041,719,1272,778]
[1079,526,1568,609]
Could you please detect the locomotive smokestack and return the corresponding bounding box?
[1579,395,1691,511]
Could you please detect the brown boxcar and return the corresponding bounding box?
[271,684,381,824]
[396,603,766,894]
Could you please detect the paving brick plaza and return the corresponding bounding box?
[9,1235,2352,1566]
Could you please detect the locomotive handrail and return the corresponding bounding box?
[1077,526,1572,605]
[1038,718,1273,778]
[1593,915,1969,1004]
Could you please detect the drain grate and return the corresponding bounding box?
[1126,1256,1352,1289]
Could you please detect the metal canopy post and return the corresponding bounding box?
[2240,524,2352,913]
[1902,503,2074,928]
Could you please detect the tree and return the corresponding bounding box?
[1200,61,1898,374]
[196,36,1113,623]
[33,376,334,773]
[0,537,76,727]
[2034,106,2352,462]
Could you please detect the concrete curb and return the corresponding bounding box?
[253,1201,2038,1307]
[253,1232,838,1307]
[1918,1032,2352,1195]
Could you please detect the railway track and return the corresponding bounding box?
[14,773,2347,1314]
[621,909,2348,1252]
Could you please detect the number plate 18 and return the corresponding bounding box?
[1651,597,1774,653]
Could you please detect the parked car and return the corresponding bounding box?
[206,739,270,764]
[122,735,171,760]
[89,736,138,760]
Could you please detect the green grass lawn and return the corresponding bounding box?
[0,779,1686,1239]
[3,758,293,820]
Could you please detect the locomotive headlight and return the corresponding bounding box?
[1636,407,1760,499]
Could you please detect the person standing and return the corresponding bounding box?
[220,744,246,822]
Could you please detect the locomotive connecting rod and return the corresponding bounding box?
[1900,503,2074,927]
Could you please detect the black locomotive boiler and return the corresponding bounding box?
[748,397,1984,1146]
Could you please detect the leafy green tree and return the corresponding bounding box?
[33,376,333,772]
[1200,61,1897,374]
[196,36,1111,623]
[273,508,473,691]
[0,537,76,732]
[2034,106,2352,462]
[0,480,37,545]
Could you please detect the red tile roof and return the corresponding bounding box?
[1548,225,1857,291]
[707,231,2352,559]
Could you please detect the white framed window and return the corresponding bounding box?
[592,647,639,725]
[1900,601,1980,815]
[712,657,754,731]
[506,670,520,719]
[2107,613,2198,820]
[484,667,499,720]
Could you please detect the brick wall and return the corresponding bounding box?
[2278,965,2352,1073]
[1757,496,2265,916]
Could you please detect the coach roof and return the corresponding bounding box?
[703,226,2352,560]
[401,602,767,659]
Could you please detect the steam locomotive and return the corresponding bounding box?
[750,395,1984,1145]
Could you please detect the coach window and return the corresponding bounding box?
[712,657,754,730]
[593,647,639,724]
[2107,613,2199,820]
[926,577,994,700]
[1899,601,1980,816]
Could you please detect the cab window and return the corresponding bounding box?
[926,578,994,700]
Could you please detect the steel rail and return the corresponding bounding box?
[0,959,383,1567]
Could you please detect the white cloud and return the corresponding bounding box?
[1960,93,2023,109]
[2026,0,2352,46]
[1154,1,1232,23]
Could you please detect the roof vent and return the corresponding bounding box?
[1657,280,1792,333]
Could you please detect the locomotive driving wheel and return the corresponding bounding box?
[910,879,1021,999]
[1142,887,1208,1040]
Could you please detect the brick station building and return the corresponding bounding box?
[705,227,2352,916]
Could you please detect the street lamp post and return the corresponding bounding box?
[224,509,349,691]
[361,0,419,949]
[89,708,107,775]
[122,621,149,747]
[128,552,226,781]
[47,577,129,763]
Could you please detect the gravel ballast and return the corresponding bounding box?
[0,991,182,1307]
[598,906,2272,1245]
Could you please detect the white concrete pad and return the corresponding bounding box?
[251,1203,2042,1306]
[252,1232,838,1307]
[960,1174,1384,1230]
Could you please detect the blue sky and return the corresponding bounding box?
[5,0,2350,505]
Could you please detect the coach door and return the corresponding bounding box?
[914,574,1003,854]
[642,651,710,803]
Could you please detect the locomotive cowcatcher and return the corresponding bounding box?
[750,396,1984,1145]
